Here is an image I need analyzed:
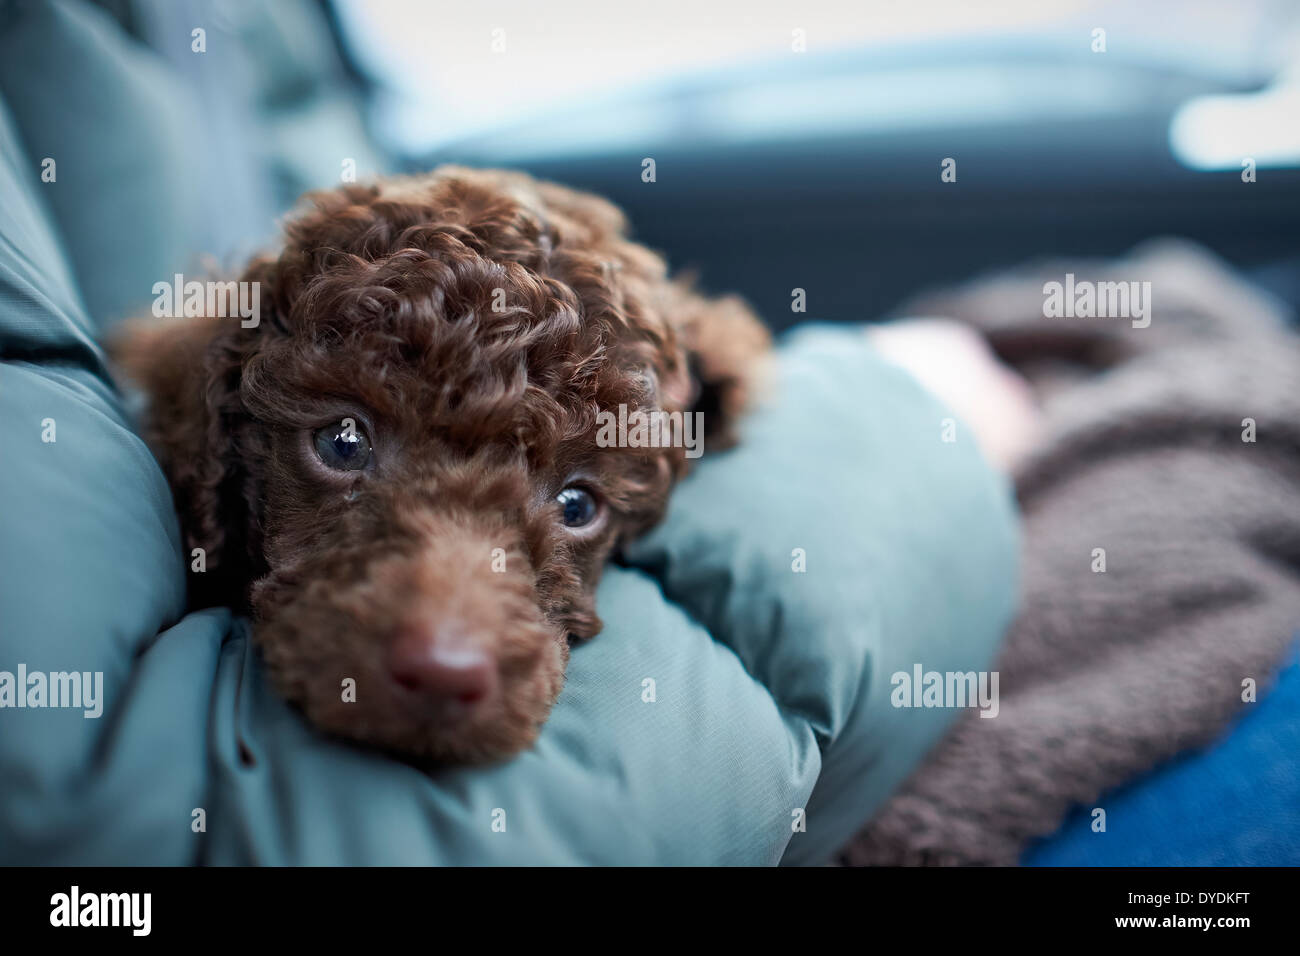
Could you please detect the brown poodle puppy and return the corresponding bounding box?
[114,167,769,763]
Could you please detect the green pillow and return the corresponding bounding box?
[0,0,385,331]
[0,0,210,329]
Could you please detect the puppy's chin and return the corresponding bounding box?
[252,607,570,765]
[290,636,565,765]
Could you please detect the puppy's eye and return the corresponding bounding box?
[313,420,372,472]
[556,486,598,528]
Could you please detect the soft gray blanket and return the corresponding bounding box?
[841,240,1300,866]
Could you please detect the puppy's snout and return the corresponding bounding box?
[387,625,497,710]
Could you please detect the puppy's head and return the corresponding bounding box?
[113,168,769,763]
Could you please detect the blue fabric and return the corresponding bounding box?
[1026,640,1300,866]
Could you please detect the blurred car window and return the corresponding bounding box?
[333,0,1297,159]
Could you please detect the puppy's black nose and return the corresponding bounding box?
[388,628,497,709]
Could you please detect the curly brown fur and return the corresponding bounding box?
[112,167,769,763]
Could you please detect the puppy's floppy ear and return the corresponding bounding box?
[109,312,259,608]
[670,284,772,449]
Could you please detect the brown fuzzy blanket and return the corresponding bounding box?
[840,240,1300,866]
